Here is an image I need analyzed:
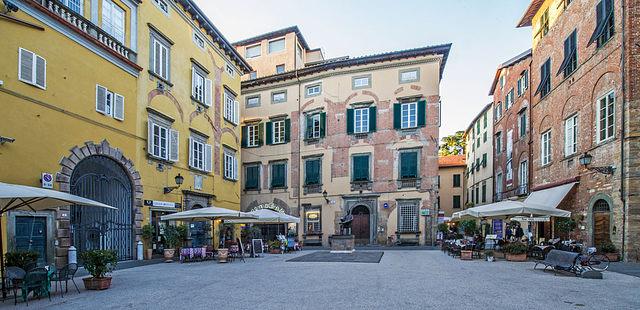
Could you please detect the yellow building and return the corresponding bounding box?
[0,0,249,266]
[438,156,466,218]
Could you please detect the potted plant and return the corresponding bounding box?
[459,219,477,238]
[80,249,117,290]
[163,225,180,262]
[269,240,282,254]
[600,242,619,262]
[503,242,528,262]
[142,224,154,260]
[5,250,39,271]
[485,250,495,262]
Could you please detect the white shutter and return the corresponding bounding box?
[204,78,213,107]
[18,48,34,84]
[113,93,125,120]
[234,100,240,124]
[147,121,154,156]
[188,137,194,168]
[169,129,179,162]
[191,68,196,98]
[96,85,107,114]
[233,156,238,180]
[204,143,213,173]
[161,45,168,79]
[35,55,46,89]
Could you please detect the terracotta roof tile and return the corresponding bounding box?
[439,155,466,167]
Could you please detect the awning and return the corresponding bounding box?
[524,182,577,210]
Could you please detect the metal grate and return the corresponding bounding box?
[593,199,610,213]
[398,203,418,233]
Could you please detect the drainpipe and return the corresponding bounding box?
[619,0,627,261]
[293,36,303,242]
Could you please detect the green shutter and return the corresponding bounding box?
[241,126,248,148]
[320,112,326,137]
[353,155,369,181]
[272,163,285,188]
[346,109,354,134]
[393,103,401,129]
[258,122,264,146]
[305,159,320,185]
[369,106,377,132]
[245,166,259,189]
[400,152,418,179]
[417,100,426,127]
[305,115,313,140]
[266,121,273,145]
[284,118,291,143]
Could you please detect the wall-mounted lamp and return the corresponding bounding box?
[322,190,330,204]
[163,173,184,194]
[578,152,615,175]
[0,136,15,144]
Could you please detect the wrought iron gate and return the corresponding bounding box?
[70,156,134,261]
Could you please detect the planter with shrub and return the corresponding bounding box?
[163,225,180,262]
[142,224,154,260]
[5,250,39,271]
[269,240,282,254]
[503,242,528,262]
[600,242,619,262]
[80,249,117,290]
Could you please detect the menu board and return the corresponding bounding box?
[252,239,264,257]
[492,219,503,239]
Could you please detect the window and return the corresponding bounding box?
[147,116,178,162]
[352,75,371,89]
[275,64,285,74]
[518,110,527,137]
[481,181,487,203]
[245,44,261,58]
[305,158,322,185]
[249,71,257,79]
[306,113,323,139]
[590,0,615,47]
[482,153,487,168]
[559,30,578,77]
[270,162,287,188]
[398,202,418,233]
[453,174,461,187]
[305,207,321,233]
[564,114,578,156]
[483,131,487,143]
[193,33,205,49]
[246,123,260,147]
[499,75,505,89]
[191,65,209,105]
[268,38,285,53]
[296,44,303,61]
[537,8,549,39]
[496,173,503,200]
[224,90,239,125]
[272,90,286,104]
[495,132,502,154]
[401,102,418,129]
[399,68,419,83]
[517,70,529,96]
[246,95,260,108]
[244,165,260,190]
[189,136,212,172]
[399,151,419,180]
[102,0,125,43]
[483,111,488,128]
[354,108,370,133]
[476,137,480,148]
[597,91,615,142]
[150,32,171,81]
[519,160,528,188]
[306,83,322,97]
[96,85,124,120]
[352,154,370,182]
[226,64,235,77]
[537,58,551,98]
[505,88,514,109]
[18,48,46,89]
[267,119,289,145]
[541,130,552,166]
[495,102,503,120]
[62,0,83,14]
[453,196,461,209]
[152,0,169,14]
[223,148,238,181]
[273,120,286,144]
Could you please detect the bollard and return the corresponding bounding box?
[137,241,144,261]
[68,246,77,264]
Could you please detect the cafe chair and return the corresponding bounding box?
[21,268,50,305]
[5,266,26,305]
[51,263,80,297]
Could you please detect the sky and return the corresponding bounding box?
[195,0,534,138]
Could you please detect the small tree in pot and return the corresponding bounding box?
[503,242,528,262]
[80,249,117,290]
[163,225,180,262]
[600,242,619,262]
[142,224,154,260]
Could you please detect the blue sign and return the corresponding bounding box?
[492,219,503,239]
[383,203,389,209]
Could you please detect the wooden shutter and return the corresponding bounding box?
[320,112,326,138]
[169,129,179,162]
[113,93,125,120]
[204,143,212,173]
[258,122,264,146]
[234,100,240,124]
[233,155,238,180]
[35,55,46,89]
[204,78,213,107]
[305,115,313,139]
[266,121,273,145]
[393,103,401,129]
[96,85,107,114]
[147,121,154,156]
[188,137,194,168]
[589,1,605,46]
[18,48,34,84]
[241,126,248,148]
[284,118,291,143]
[369,106,377,132]
[346,108,354,134]
[191,69,197,98]
[417,100,427,127]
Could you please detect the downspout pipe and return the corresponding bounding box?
[619,0,627,261]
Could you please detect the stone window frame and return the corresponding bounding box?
[397,148,421,181]
[399,67,420,84]
[245,94,261,108]
[351,152,372,183]
[541,129,552,166]
[271,90,287,104]
[304,205,322,234]
[222,146,238,181]
[303,155,323,187]
[352,74,372,90]
[268,37,286,54]
[149,26,173,84]
[564,113,579,157]
[245,44,261,58]
[397,199,420,233]
[305,82,322,98]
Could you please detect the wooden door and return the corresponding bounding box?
[351,206,370,244]
[593,213,610,247]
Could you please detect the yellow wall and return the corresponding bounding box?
[531,0,566,48]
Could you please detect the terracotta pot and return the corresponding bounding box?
[605,253,620,262]
[164,248,175,262]
[270,249,282,254]
[506,253,527,262]
[83,277,112,290]
[460,250,473,260]
[145,249,153,260]
[493,252,505,259]
[218,248,229,263]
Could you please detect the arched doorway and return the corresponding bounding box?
[352,205,370,245]
[592,199,611,248]
[70,156,134,261]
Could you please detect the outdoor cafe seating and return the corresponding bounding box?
[3,263,78,305]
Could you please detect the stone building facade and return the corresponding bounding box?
[235,28,451,246]
[489,50,533,201]
[463,104,494,208]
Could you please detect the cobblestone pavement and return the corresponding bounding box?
[6,251,640,310]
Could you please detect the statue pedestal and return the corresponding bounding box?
[330,235,355,253]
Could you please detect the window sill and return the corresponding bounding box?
[191,96,207,107]
[223,177,237,182]
[351,180,372,191]
[244,187,260,192]
[148,70,174,87]
[303,183,323,194]
[353,132,370,139]
[269,142,288,146]
[189,167,210,174]
[146,154,174,166]
[304,137,321,144]
[223,118,238,127]
[270,186,288,191]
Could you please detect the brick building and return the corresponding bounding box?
[517,0,639,260]
[489,50,533,201]
[234,27,451,246]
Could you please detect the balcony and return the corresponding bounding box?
[34,0,137,63]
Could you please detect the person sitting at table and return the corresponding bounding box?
[515,225,524,240]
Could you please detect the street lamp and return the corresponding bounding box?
[579,152,615,175]
[163,173,184,194]
[322,190,330,204]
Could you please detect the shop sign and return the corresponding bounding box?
[420,209,430,216]
[144,200,181,209]
[41,172,53,189]
[251,202,285,214]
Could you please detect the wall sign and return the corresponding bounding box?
[41,172,53,189]
[383,203,389,209]
[250,202,285,214]
[144,200,181,208]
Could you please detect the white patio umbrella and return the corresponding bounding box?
[160,206,257,222]
[225,209,300,224]
[452,200,571,219]
[0,182,116,298]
